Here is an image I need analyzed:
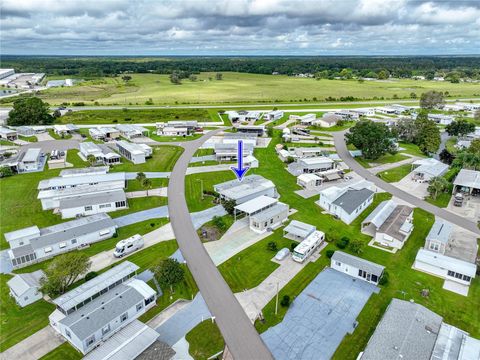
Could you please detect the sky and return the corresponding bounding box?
[1,0,479,56]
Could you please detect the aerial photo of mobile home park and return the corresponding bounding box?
[0,1,479,360]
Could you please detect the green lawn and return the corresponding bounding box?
[197,214,235,242]
[47,129,72,140]
[186,320,225,360]
[19,135,38,142]
[445,137,459,154]
[377,164,412,183]
[356,153,409,168]
[109,145,183,172]
[194,148,215,156]
[145,127,204,142]
[125,178,168,191]
[218,230,297,292]
[0,275,56,351]
[310,121,356,132]
[39,343,82,360]
[398,142,427,157]
[19,72,480,106]
[185,171,236,212]
[60,108,214,124]
[139,264,199,323]
[425,192,452,208]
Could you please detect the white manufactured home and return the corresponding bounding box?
[49,261,156,355]
[58,189,127,219]
[79,142,121,166]
[7,270,45,307]
[331,251,384,285]
[38,172,126,191]
[214,175,277,204]
[116,140,152,164]
[5,213,117,269]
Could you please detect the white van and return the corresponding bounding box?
[113,234,144,258]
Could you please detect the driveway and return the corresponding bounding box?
[155,294,211,346]
[333,131,480,236]
[393,174,429,199]
[261,268,379,360]
[113,206,169,227]
[35,132,54,141]
[185,164,232,174]
[368,155,418,175]
[20,139,80,153]
[446,195,480,223]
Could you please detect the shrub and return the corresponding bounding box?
[349,239,364,254]
[336,237,350,249]
[112,232,118,238]
[379,271,389,286]
[267,241,278,252]
[326,250,335,259]
[85,271,98,281]
[0,167,14,178]
[290,242,297,252]
[212,216,226,230]
[280,295,291,307]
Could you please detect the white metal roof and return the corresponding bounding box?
[21,148,41,163]
[4,226,40,243]
[0,126,16,134]
[7,270,45,296]
[297,173,321,182]
[416,248,476,278]
[299,156,333,165]
[38,172,126,190]
[426,218,453,245]
[116,140,148,155]
[453,169,480,189]
[283,220,316,238]
[362,200,397,228]
[53,261,139,311]
[235,195,278,214]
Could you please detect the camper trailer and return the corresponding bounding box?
[113,234,144,258]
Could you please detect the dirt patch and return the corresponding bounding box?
[198,225,222,242]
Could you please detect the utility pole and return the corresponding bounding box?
[275,282,279,315]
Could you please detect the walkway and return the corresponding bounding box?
[332,131,480,235]
[168,129,274,359]
[126,187,168,198]
[113,206,169,227]
[368,154,418,175]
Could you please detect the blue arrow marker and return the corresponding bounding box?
[230,140,250,181]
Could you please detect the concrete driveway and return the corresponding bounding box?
[20,139,80,153]
[261,268,379,360]
[446,195,480,222]
[393,175,429,199]
[113,206,169,227]
[204,219,272,266]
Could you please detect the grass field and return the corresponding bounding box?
[186,320,224,360]
[377,163,412,182]
[60,108,215,125]
[110,145,183,172]
[185,171,236,212]
[0,274,56,351]
[356,153,410,168]
[39,343,81,360]
[125,177,168,191]
[425,192,452,208]
[218,230,297,292]
[8,72,480,106]
[47,129,72,140]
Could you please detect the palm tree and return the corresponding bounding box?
[142,178,152,196]
[136,172,146,186]
[427,176,449,200]
[86,154,97,167]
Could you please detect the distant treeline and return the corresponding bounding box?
[1,55,480,79]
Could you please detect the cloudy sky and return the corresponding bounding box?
[1,0,479,55]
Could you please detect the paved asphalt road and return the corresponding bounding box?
[168,129,273,360]
[333,131,480,236]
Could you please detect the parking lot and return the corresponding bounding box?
[261,267,379,360]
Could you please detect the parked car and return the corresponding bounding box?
[275,248,290,261]
[453,193,464,207]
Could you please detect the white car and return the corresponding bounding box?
[275,248,290,261]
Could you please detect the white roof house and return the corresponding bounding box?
[6,213,117,269]
[411,158,449,181]
[38,172,126,190]
[59,166,109,177]
[453,169,480,194]
[79,142,121,166]
[116,140,152,165]
[361,200,414,250]
[7,270,45,307]
[58,189,127,219]
[0,126,18,140]
[234,195,278,216]
[49,261,156,359]
[331,251,384,285]
[283,220,316,241]
[214,175,277,204]
[234,195,289,233]
[287,156,335,176]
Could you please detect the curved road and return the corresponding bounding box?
[333,131,480,236]
[168,130,273,360]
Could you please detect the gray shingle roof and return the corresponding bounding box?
[332,188,374,214]
[7,270,45,296]
[362,299,443,360]
[60,284,144,340]
[331,251,384,277]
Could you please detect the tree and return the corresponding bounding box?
[420,90,445,109]
[453,151,480,171]
[410,92,417,99]
[212,216,226,230]
[445,120,475,137]
[326,250,335,258]
[121,75,132,82]
[467,139,480,155]
[215,72,223,80]
[141,177,152,196]
[189,74,197,82]
[153,258,185,293]
[136,172,146,184]
[86,154,97,166]
[349,239,364,254]
[336,237,350,249]
[393,117,417,143]
[427,176,449,200]
[7,97,54,126]
[0,166,14,178]
[169,72,181,85]
[377,69,390,80]
[280,295,291,307]
[266,126,274,137]
[222,199,236,215]
[378,271,389,286]
[414,113,441,154]
[52,109,61,119]
[345,120,395,160]
[439,149,455,165]
[40,252,91,296]
[267,241,278,251]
